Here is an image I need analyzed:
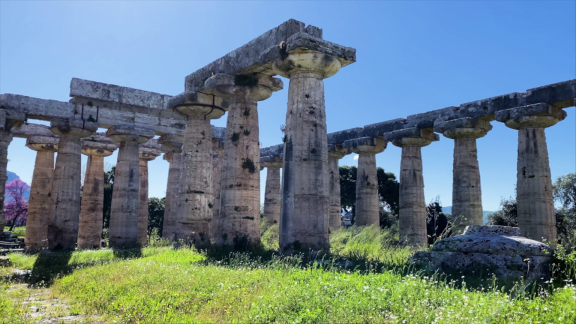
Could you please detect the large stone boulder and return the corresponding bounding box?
[411,225,552,282]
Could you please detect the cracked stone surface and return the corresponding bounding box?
[138,145,161,246]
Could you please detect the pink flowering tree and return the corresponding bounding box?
[4,179,30,231]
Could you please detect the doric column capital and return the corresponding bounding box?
[384,128,439,148]
[272,50,342,79]
[434,117,493,139]
[260,155,283,170]
[50,118,97,138]
[495,103,566,130]
[168,91,229,120]
[139,138,163,161]
[158,133,183,153]
[26,135,59,152]
[343,137,387,154]
[106,125,154,144]
[206,73,283,102]
[81,133,117,156]
[328,144,348,160]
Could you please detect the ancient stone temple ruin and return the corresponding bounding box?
[0,19,574,257]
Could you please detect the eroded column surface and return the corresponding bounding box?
[344,137,387,226]
[49,118,97,250]
[78,135,117,249]
[168,92,228,246]
[138,144,162,246]
[328,145,347,232]
[435,118,492,234]
[496,104,567,245]
[210,139,224,239]
[209,74,282,247]
[0,132,13,231]
[386,128,437,246]
[261,156,283,226]
[24,136,58,251]
[107,125,154,249]
[273,51,342,254]
[158,134,183,241]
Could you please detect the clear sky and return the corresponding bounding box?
[1,1,574,212]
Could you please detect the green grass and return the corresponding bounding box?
[2,227,576,323]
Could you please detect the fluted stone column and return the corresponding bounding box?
[168,92,228,245]
[261,156,283,226]
[496,104,567,245]
[435,118,492,234]
[137,145,161,246]
[158,134,183,241]
[328,145,347,232]
[24,136,58,251]
[49,118,97,250]
[385,128,438,246]
[344,137,387,226]
[273,51,342,254]
[208,74,283,247]
[107,125,154,249]
[210,139,224,238]
[78,134,117,249]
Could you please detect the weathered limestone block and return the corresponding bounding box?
[261,156,283,227]
[207,73,282,247]
[168,92,229,245]
[411,225,552,282]
[327,145,347,232]
[434,118,492,234]
[24,135,58,251]
[210,137,225,239]
[496,104,567,245]
[49,118,97,250]
[344,137,387,226]
[384,128,439,246]
[137,142,162,246]
[107,125,154,249]
[273,51,343,254]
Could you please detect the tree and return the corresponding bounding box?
[487,197,518,227]
[148,197,165,236]
[553,173,576,246]
[4,179,30,231]
[339,165,400,227]
[426,198,450,244]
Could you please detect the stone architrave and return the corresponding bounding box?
[272,51,343,254]
[261,156,283,227]
[158,134,183,241]
[210,137,224,238]
[327,145,347,232]
[167,92,229,245]
[206,74,283,246]
[24,135,58,251]
[434,118,492,234]
[344,137,387,226]
[496,103,567,245]
[385,128,438,246]
[107,125,154,249]
[138,141,162,246]
[49,118,97,250]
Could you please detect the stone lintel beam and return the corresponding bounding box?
[184,19,331,92]
[260,144,283,158]
[434,117,493,139]
[327,128,363,146]
[167,91,229,120]
[343,136,387,154]
[360,118,407,139]
[384,128,439,147]
[495,103,567,129]
[51,118,98,137]
[158,134,183,153]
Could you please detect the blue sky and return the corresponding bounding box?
[1,1,574,212]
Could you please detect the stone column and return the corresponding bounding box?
[344,137,387,226]
[158,134,183,241]
[0,109,25,231]
[261,156,283,226]
[207,74,283,247]
[496,103,567,244]
[385,128,438,246]
[210,138,224,238]
[167,92,228,246]
[106,125,154,249]
[434,118,492,234]
[272,51,342,254]
[327,145,347,232]
[24,136,58,251]
[49,118,97,250]
[137,144,162,246]
[78,134,117,249]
